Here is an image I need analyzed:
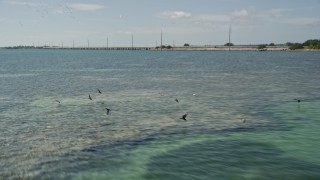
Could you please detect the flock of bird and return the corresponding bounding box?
[88,89,113,116]
[54,88,303,124]
[55,88,189,121]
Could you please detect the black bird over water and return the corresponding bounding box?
[89,94,92,100]
[55,100,61,103]
[294,99,301,103]
[106,108,110,115]
[180,113,188,121]
[97,88,102,94]
[175,98,179,103]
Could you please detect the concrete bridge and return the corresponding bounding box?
[43,47,153,51]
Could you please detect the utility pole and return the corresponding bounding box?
[131,33,134,49]
[107,36,109,48]
[228,25,231,52]
[160,30,163,51]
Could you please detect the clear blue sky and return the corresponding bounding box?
[0,0,319,47]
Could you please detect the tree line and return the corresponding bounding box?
[287,39,320,50]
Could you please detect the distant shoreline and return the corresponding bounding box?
[1,46,320,51]
[156,46,289,51]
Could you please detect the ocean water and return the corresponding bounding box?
[0,49,320,179]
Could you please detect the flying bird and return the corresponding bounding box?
[55,100,61,103]
[293,99,301,103]
[175,98,179,103]
[105,108,110,115]
[97,88,102,94]
[89,94,92,100]
[180,113,188,121]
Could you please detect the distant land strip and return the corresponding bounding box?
[1,45,319,51]
[2,39,320,51]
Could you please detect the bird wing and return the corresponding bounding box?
[183,113,188,118]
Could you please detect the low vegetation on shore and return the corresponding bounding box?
[287,39,320,50]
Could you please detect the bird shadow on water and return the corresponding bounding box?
[144,139,320,180]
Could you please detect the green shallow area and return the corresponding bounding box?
[252,101,320,164]
[73,101,320,180]
[143,140,320,180]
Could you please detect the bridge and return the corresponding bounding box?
[43,47,153,51]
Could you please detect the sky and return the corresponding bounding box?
[0,0,320,47]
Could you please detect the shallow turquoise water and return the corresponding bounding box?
[0,49,320,179]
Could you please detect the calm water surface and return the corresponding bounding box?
[0,49,320,179]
